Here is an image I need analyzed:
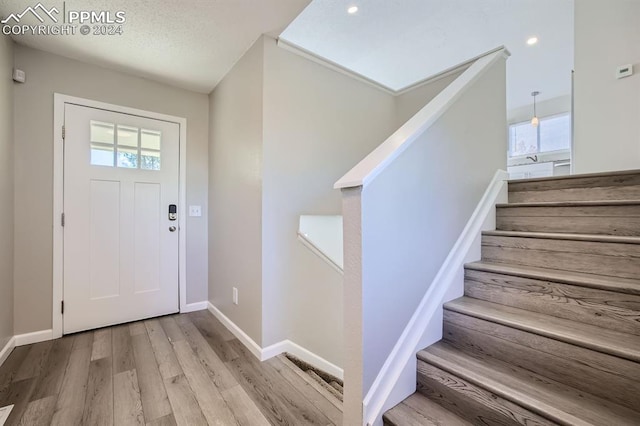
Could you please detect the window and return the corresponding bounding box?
[509,113,570,158]
[90,121,161,170]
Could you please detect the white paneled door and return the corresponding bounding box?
[63,104,180,333]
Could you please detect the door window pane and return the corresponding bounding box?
[91,121,114,144]
[117,125,139,148]
[141,150,161,171]
[90,121,115,166]
[91,144,114,167]
[117,148,138,168]
[141,130,161,150]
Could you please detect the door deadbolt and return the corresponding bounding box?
[168,204,177,221]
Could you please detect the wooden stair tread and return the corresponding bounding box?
[465,261,640,295]
[418,342,640,425]
[508,168,640,184]
[483,229,640,244]
[497,199,640,208]
[383,392,472,426]
[444,297,640,362]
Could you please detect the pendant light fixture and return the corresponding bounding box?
[531,91,540,127]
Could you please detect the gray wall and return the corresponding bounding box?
[0,36,14,350]
[13,45,209,334]
[207,36,398,364]
[261,36,397,364]
[341,58,507,423]
[394,69,466,128]
[208,39,264,345]
[574,0,640,173]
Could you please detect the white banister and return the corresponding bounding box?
[363,169,509,425]
[338,47,510,426]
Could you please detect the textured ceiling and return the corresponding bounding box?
[280,0,574,109]
[0,0,310,93]
[1,0,574,106]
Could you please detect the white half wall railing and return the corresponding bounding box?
[298,215,344,273]
[362,170,509,425]
[336,47,510,426]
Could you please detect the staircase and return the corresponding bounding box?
[383,170,640,425]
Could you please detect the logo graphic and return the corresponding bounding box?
[1,2,59,24]
[2,2,126,36]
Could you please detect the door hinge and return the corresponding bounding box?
[61,300,64,314]
[62,125,65,140]
[61,213,65,227]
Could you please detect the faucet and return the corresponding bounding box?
[526,155,538,162]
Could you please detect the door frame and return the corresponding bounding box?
[52,93,188,339]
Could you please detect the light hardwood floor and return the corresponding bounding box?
[0,311,342,426]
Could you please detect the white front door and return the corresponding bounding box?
[63,103,180,334]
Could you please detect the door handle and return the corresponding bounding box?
[169,226,176,232]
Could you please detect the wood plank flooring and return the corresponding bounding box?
[0,311,342,426]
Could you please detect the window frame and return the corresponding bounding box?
[508,112,571,158]
[89,120,162,171]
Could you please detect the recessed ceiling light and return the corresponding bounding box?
[347,6,358,14]
[527,36,539,46]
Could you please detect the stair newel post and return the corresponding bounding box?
[341,186,365,426]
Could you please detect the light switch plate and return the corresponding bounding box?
[189,205,202,217]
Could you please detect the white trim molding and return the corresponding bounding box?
[278,38,505,99]
[52,94,188,338]
[181,301,209,313]
[362,170,509,426]
[0,337,16,367]
[14,329,54,347]
[207,302,263,359]
[277,38,396,95]
[207,302,343,379]
[297,235,343,274]
[265,340,344,380]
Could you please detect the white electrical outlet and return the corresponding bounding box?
[233,287,238,305]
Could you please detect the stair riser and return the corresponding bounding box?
[443,310,640,411]
[482,235,640,279]
[496,205,640,236]
[508,173,640,203]
[464,269,640,335]
[416,360,555,426]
